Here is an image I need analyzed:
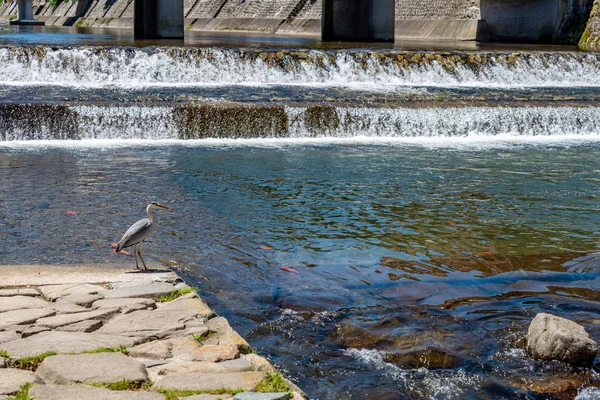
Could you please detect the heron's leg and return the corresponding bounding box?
[133,244,140,270]
[138,243,148,271]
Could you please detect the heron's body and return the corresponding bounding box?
[116,202,170,270]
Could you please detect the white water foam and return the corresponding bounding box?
[344,348,481,399]
[1,47,600,89]
[2,105,600,145]
[575,387,600,400]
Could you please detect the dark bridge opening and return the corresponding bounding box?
[322,0,395,42]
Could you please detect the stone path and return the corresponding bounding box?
[0,265,305,400]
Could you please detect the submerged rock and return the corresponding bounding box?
[328,324,380,349]
[384,347,463,369]
[527,313,598,367]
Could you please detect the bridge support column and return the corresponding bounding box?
[10,0,44,25]
[322,0,395,42]
[134,0,184,39]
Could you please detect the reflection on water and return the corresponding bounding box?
[0,142,598,398]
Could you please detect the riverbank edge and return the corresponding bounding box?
[0,263,307,400]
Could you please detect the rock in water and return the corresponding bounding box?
[527,313,598,367]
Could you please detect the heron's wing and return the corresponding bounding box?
[117,218,153,250]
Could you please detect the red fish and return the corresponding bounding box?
[66,210,77,216]
[280,267,300,274]
[261,245,274,250]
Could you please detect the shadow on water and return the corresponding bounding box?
[1,143,598,398]
[0,25,583,52]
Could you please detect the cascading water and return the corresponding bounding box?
[1,104,599,141]
[1,46,600,88]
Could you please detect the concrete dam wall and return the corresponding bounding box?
[0,0,595,43]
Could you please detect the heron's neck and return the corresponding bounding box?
[146,206,157,224]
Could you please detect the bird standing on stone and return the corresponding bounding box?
[116,202,171,270]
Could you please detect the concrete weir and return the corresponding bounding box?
[322,0,395,42]
[134,0,184,39]
[0,264,307,400]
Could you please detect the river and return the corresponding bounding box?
[0,27,599,399]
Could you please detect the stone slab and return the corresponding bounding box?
[50,302,88,314]
[21,326,51,338]
[154,371,266,391]
[0,331,19,344]
[36,352,148,384]
[0,368,37,395]
[128,337,200,359]
[57,319,103,333]
[187,395,234,400]
[0,331,138,358]
[192,344,239,362]
[0,296,48,313]
[0,308,55,329]
[234,393,291,400]
[0,288,39,297]
[99,282,175,299]
[29,384,164,400]
[97,308,195,338]
[36,307,119,328]
[205,317,252,354]
[93,297,156,311]
[158,294,215,319]
[56,293,103,307]
[40,283,105,301]
[149,358,253,379]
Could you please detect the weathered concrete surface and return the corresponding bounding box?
[0,288,39,297]
[527,313,598,367]
[29,384,165,400]
[0,331,138,358]
[36,352,148,384]
[0,368,38,395]
[0,264,176,287]
[0,0,577,40]
[154,371,266,391]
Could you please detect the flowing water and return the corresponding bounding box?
[0,41,599,399]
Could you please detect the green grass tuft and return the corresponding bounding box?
[5,383,34,400]
[192,331,214,344]
[83,345,128,355]
[0,350,9,358]
[156,286,197,302]
[11,352,57,371]
[157,388,243,399]
[85,379,151,391]
[256,372,290,393]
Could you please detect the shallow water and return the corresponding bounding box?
[1,141,599,398]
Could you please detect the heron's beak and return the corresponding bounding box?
[158,204,171,210]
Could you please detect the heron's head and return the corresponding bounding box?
[148,202,171,211]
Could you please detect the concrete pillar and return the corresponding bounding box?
[134,0,184,39]
[322,0,395,42]
[10,0,44,25]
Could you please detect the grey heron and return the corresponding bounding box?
[116,202,171,270]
